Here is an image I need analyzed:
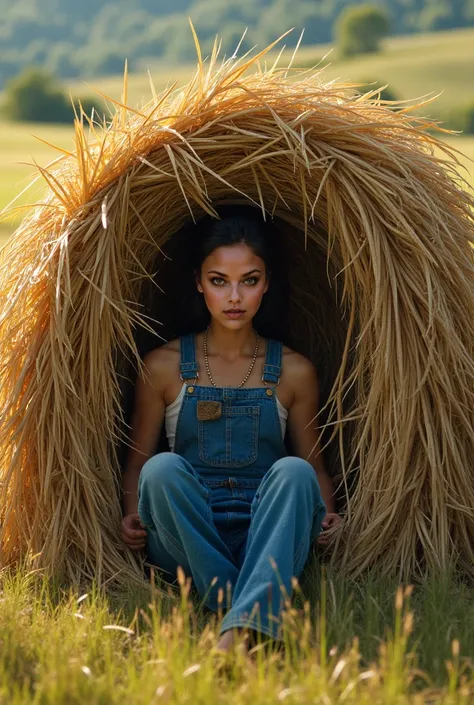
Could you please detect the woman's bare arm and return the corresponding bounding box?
[286,353,336,513]
[122,351,166,515]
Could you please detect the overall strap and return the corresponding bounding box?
[262,339,282,386]
[179,333,199,381]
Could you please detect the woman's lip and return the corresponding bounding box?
[224,310,245,316]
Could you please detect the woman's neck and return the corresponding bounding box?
[205,321,258,363]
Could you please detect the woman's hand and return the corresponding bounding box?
[316,513,342,546]
[121,513,147,551]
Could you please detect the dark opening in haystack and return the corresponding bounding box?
[117,207,355,503]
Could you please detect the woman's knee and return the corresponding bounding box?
[138,452,191,493]
[268,456,319,488]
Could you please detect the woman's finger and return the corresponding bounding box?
[124,527,147,539]
[123,537,146,547]
[122,534,147,546]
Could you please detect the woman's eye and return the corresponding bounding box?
[209,276,259,286]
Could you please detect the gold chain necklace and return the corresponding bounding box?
[203,327,260,388]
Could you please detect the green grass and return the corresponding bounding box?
[0,121,75,248]
[298,27,474,115]
[1,562,473,703]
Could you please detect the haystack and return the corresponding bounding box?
[1,32,473,587]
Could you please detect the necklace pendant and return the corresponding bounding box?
[197,400,222,422]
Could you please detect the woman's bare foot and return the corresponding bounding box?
[215,628,249,654]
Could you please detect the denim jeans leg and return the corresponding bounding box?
[137,452,239,611]
[219,457,326,639]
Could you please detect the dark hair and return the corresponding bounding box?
[173,204,289,340]
[192,204,279,278]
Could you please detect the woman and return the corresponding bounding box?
[121,205,341,654]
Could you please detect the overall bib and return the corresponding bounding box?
[138,333,326,639]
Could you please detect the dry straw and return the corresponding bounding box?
[1,29,473,587]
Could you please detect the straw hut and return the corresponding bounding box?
[1,34,473,587]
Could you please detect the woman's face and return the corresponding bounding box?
[197,243,269,328]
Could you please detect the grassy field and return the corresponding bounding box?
[1,28,474,701]
[300,27,474,114]
[68,27,474,112]
[0,122,75,247]
[1,562,473,703]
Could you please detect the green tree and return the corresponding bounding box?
[448,102,474,134]
[4,68,71,122]
[0,0,474,90]
[335,4,391,57]
[465,0,474,21]
[3,68,102,123]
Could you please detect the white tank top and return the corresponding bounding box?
[165,383,288,453]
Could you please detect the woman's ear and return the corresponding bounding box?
[195,273,203,293]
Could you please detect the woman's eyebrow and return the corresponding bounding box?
[207,269,262,276]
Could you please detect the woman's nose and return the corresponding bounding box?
[229,285,241,302]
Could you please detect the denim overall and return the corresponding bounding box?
[137,333,326,640]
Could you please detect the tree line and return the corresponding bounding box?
[0,0,473,88]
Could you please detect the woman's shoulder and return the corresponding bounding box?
[281,344,319,384]
[143,337,181,374]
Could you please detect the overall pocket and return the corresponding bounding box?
[198,405,260,468]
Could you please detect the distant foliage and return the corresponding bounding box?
[4,69,71,123]
[3,68,102,123]
[448,102,474,134]
[0,0,473,87]
[335,5,391,57]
